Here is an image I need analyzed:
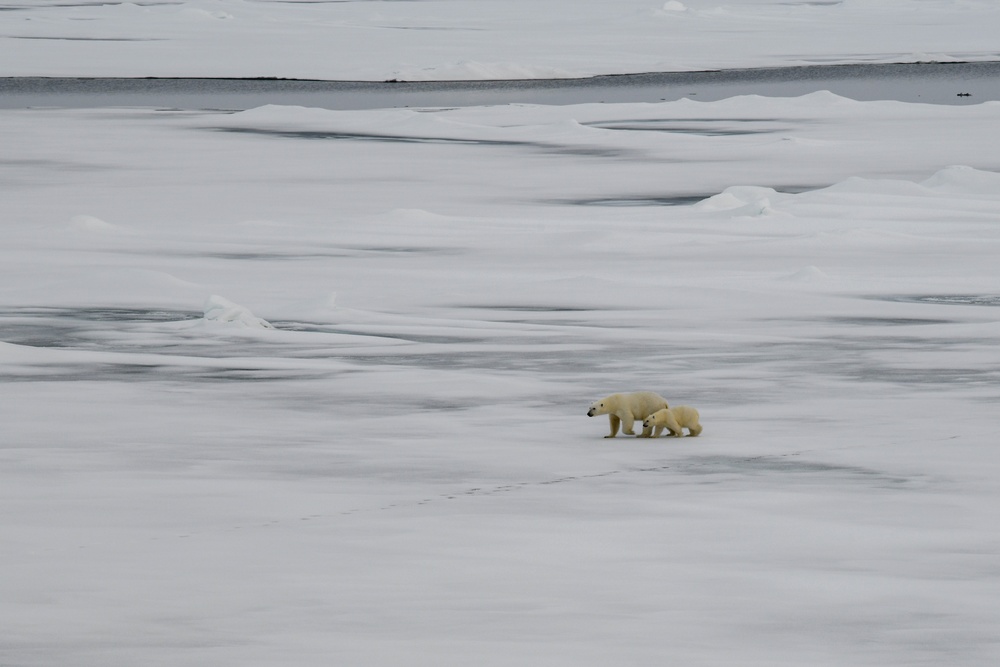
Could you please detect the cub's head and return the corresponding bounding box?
[643,408,670,428]
[587,399,606,417]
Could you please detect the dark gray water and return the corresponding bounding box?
[2,61,1000,110]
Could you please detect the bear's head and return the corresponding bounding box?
[587,400,605,417]
[644,409,670,428]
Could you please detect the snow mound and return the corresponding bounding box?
[791,90,858,107]
[203,295,273,329]
[814,176,928,197]
[921,165,1000,196]
[70,215,120,234]
[808,167,1000,199]
[662,1,688,11]
[694,186,788,215]
[781,266,829,283]
[696,166,1000,218]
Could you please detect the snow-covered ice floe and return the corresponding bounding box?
[2,93,1000,665]
[3,0,1000,79]
[202,295,273,329]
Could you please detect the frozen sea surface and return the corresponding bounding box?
[2,94,1000,664]
[3,0,1000,79]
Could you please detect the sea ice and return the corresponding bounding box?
[3,0,1000,78]
[2,91,999,666]
[202,295,274,329]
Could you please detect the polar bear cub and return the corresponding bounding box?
[641,406,702,438]
[587,392,669,438]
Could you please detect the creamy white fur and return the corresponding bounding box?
[641,406,703,438]
[587,392,669,438]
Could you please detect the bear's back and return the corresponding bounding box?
[626,391,669,417]
[670,405,699,424]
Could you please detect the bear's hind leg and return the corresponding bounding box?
[606,414,621,438]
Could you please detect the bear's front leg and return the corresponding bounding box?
[620,412,637,436]
[652,425,665,438]
[605,414,621,438]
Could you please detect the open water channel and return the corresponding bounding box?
[2,61,1000,110]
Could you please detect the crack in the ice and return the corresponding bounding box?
[41,448,931,552]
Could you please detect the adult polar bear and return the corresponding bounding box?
[587,391,669,438]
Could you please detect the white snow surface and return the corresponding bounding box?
[2,0,1000,79]
[4,92,1000,664]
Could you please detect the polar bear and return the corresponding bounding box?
[587,392,669,438]
[640,406,702,438]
